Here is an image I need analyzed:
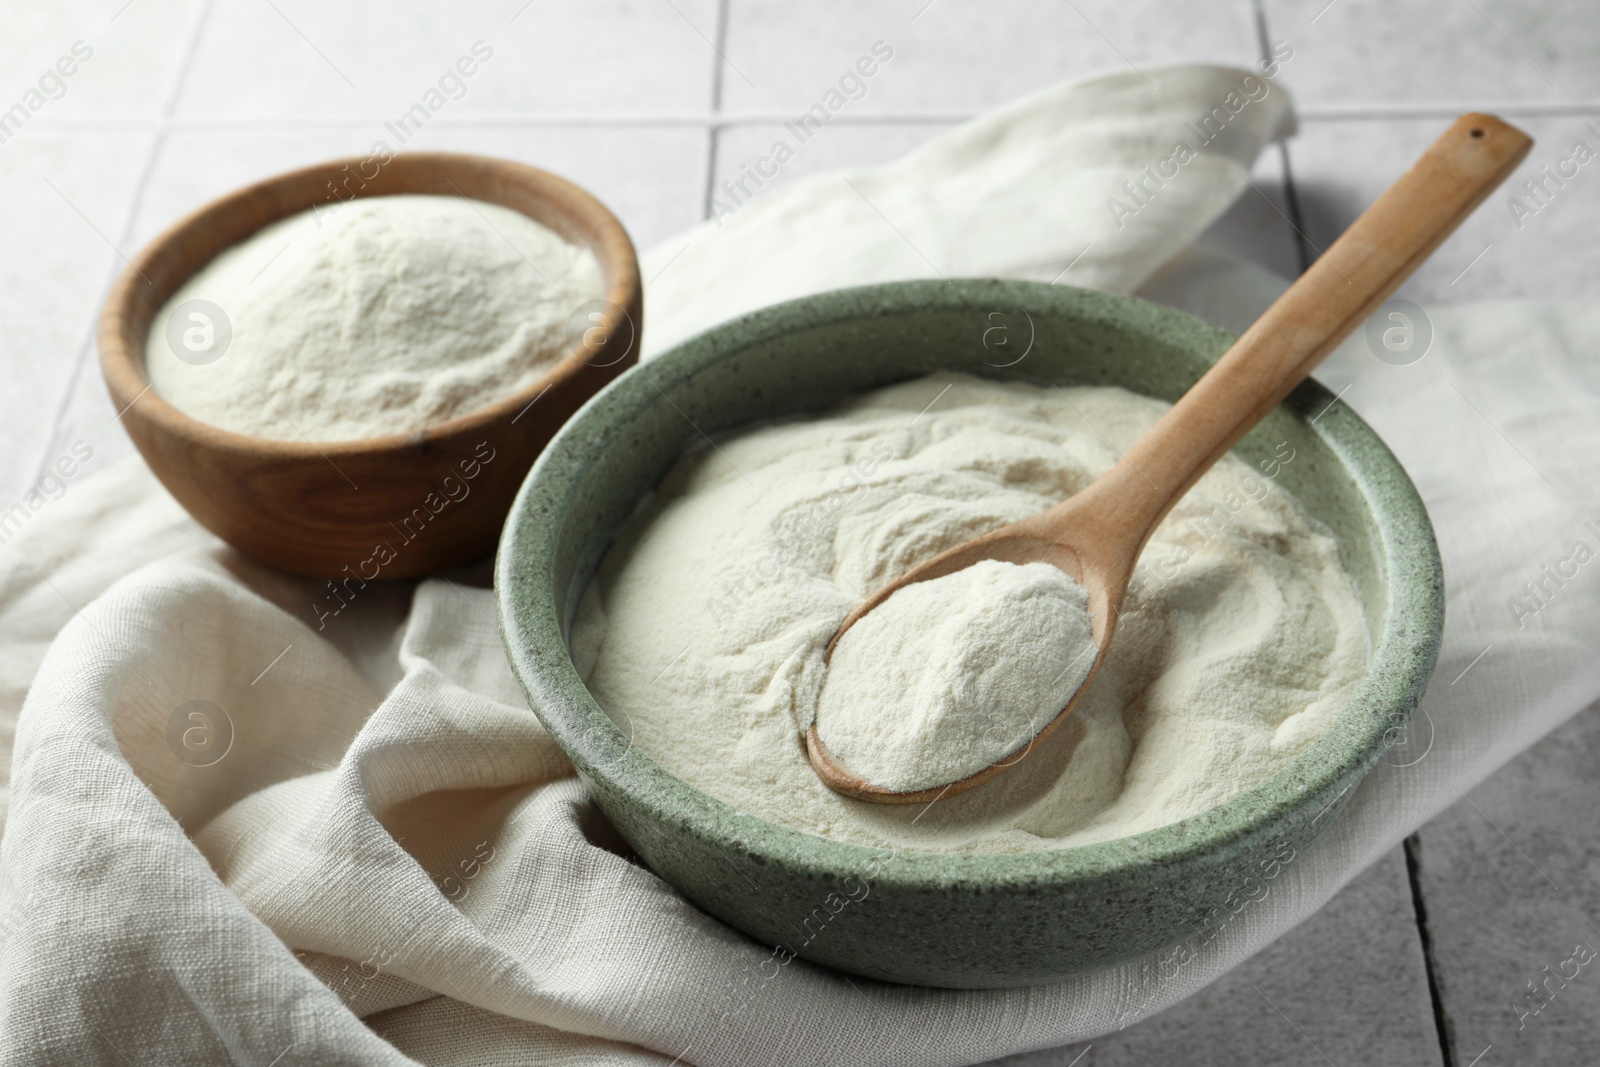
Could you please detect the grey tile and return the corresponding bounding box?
[1411,702,1600,1067]
[710,120,952,209]
[0,128,154,511]
[1287,113,1600,302]
[982,848,1444,1066]
[43,369,139,488]
[722,0,1261,118]
[0,0,204,119]
[1262,0,1594,110]
[130,122,709,253]
[410,124,712,250]
[173,0,720,118]
[1194,144,1303,282]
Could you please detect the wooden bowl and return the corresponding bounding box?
[99,153,641,580]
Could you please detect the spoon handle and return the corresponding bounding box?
[1090,112,1531,553]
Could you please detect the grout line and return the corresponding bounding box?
[20,277,110,499]
[1248,0,1272,65]
[10,111,972,130]
[1250,0,1314,276]
[158,0,218,114]
[709,0,732,112]
[1274,142,1313,274]
[701,122,722,221]
[1301,101,1600,120]
[9,105,1600,134]
[29,0,218,488]
[1404,834,1459,1067]
[699,0,730,221]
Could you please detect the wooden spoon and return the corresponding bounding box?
[807,112,1531,804]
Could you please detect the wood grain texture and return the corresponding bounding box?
[809,113,1532,804]
[97,152,641,580]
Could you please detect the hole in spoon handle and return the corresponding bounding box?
[1105,112,1532,544]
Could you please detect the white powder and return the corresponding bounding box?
[816,560,1095,792]
[574,373,1369,854]
[146,194,603,442]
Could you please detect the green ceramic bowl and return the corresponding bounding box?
[496,279,1443,989]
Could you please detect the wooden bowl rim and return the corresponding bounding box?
[98,151,641,459]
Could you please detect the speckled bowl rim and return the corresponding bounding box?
[497,279,1444,895]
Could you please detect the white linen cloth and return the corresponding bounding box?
[2,63,1597,1065]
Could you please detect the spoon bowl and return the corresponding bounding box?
[811,511,1124,802]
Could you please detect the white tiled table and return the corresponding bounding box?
[3,2,1595,1063]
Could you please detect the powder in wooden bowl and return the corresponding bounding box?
[145,194,601,442]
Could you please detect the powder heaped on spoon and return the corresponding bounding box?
[814,559,1097,793]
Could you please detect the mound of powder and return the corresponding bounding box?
[145,194,602,442]
[573,373,1369,854]
[816,560,1095,792]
